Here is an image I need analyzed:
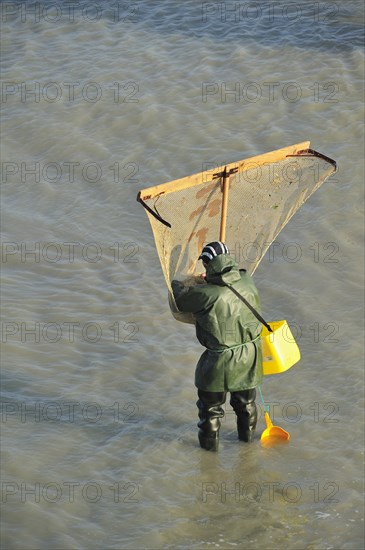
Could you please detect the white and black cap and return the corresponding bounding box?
[198,241,229,263]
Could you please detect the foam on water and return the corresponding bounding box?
[1,1,364,548]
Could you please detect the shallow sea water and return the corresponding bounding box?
[1,1,364,549]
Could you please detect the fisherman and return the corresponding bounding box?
[172,241,263,451]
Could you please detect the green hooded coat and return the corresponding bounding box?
[172,255,263,392]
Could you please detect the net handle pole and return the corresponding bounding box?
[220,167,229,242]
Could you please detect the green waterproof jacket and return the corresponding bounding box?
[172,255,263,392]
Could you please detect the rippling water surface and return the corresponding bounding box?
[1,1,364,549]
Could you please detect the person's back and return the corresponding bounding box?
[172,242,263,451]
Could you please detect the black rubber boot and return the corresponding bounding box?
[196,391,226,451]
[198,431,219,452]
[230,389,257,443]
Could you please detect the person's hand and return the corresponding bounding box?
[191,274,206,285]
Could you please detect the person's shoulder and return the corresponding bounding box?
[238,269,256,286]
[239,268,250,279]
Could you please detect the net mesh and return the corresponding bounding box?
[137,144,336,322]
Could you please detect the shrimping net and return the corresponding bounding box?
[137,142,337,322]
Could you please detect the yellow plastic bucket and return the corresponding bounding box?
[261,320,300,375]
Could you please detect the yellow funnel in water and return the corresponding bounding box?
[261,412,290,447]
